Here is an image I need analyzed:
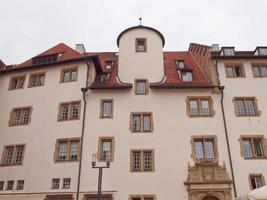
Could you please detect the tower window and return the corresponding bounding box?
[136,38,147,52]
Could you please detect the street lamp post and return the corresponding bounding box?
[91,153,110,200]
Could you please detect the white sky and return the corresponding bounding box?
[0,0,267,64]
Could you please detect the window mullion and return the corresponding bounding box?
[67,141,71,161]
[19,109,23,125]
[68,103,71,120]
[198,99,201,116]
[203,140,206,159]
[251,139,257,158]
[12,146,16,164]
[141,151,144,172]
[141,114,144,132]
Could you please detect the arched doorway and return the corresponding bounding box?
[202,196,220,200]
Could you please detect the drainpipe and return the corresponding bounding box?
[76,61,90,200]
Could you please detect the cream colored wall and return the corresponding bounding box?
[118,28,164,83]
[80,88,232,200]
[217,60,267,197]
[0,61,89,197]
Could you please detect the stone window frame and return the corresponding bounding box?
[58,100,81,121]
[135,38,147,52]
[97,137,115,162]
[44,195,74,200]
[129,194,157,200]
[251,63,267,78]
[190,135,219,163]
[134,79,149,95]
[130,149,155,173]
[232,97,261,117]
[100,99,114,119]
[129,112,154,133]
[239,135,267,159]
[248,173,265,190]
[224,63,246,78]
[60,66,78,83]
[28,71,46,88]
[16,180,24,190]
[54,137,81,163]
[186,96,215,118]
[84,194,113,200]
[8,74,26,90]
[0,144,26,167]
[8,106,33,126]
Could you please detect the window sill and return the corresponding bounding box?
[243,157,267,160]
[60,80,77,84]
[9,123,30,127]
[28,85,44,88]
[0,163,23,167]
[100,116,113,119]
[57,118,80,122]
[189,115,214,118]
[54,159,79,163]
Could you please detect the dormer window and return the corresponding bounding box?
[136,38,147,52]
[32,54,59,65]
[106,61,114,70]
[175,60,185,69]
[221,48,235,56]
[181,72,193,82]
[100,74,109,82]
[256,47,267,56]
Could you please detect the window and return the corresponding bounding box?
[32,54,59,65]
[187,97,214,117]
[1,144,25,166]
[249,174,265,190]
[6,181,14,190]
[221,48,235,56]
[135,80,148,95]
[240,136,265,159]
[181,71,193,82]
[129,195,156,200]
[130,150,154,172]
[192,136,218,162]
[225,65,245,78]
[62,178,71,189]
[136,38,147,52]
[9,75,26,90]
[258,48,267,56]
[45,195,73,200]
[233,97,260,116]
[130,112,153,133]
[58,101,81,121]
[55,138,80,162]
[28,72,45,87]
[9,107,32,126]
[16,180,24,190]
[105,61,114,70]
[100,74,109,82]
[175,60,185,69]
[0,181,4,191]
[84,194,112,200]
[100,100,113,118]
[98,137,115,161]
[252,65,267,77]
[51,178,60,189]
[61,67,78,82]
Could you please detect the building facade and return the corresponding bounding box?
[0,25,266,200]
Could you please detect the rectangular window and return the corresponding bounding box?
[61,67,78,82]
[58,101,81,121]
[9,75,25,90]
[9,107,32,126]
[225,65,245,78]
[135,80,148,95]
[175,60,185,69]
[241,137,265,159]
[192,136,217,162]
[16,180,24,190]
[222,48,235,56]
[0,181,4,191]
[130,150,154,172]
[84,194,112,200]
[98,137,114,161]
[45,195,73,200]
[1,144,25,166]
[234,97,260,116]
[249,174,265,190]
[55,138,80,162]
[258,48,267,56]
[6,180,14,190]
[130,196,156,200]
[105,61,114,70]
[187,97,214,117]
[252,65,267,77]
[28,72,45,87]
[100,100,113,118]
[181,71,193,82]
[136,38,147,52]
[62,178,71,189]
[130,113,153,133]
[51,178,60,189]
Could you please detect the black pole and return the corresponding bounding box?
[97,168,103,200]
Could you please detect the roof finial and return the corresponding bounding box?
[139,10,142,25]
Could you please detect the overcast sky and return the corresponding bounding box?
[1,0,267,64]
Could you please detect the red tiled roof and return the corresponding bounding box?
[17,43,83,68]
[0,59,5,69]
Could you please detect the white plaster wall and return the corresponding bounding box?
[217,60,267,197]
[118,28,164,83]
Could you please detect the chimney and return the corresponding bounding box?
[211,44,220,52]
[75,44,86,54]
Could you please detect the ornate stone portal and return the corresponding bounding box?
[184,161,233,200]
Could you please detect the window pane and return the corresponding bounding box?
[70,142,79,160]
[242,140,253,158]
[245,100,256,116]
[16,180,24,190]
[103,101,112,117]
[201,100,210,116]
[136,81,146,94]
[234,66,243,77]
[251,176,262,189]
[143,115,151,131]
[194,141,204,159]
[63,178,71,189]
[4,147,14,165]
[15,146,24,163]
[38,74,45,85]
[224,48,235,56]
[182,72,193,82]
[260,66,267,77]
[226,67,234,77]
[61,104,69,120]
[143,151,152,171]
[71,70,77,81]
[58,142,67,160]
[51,178,60,189]
[189,100,198,116]
[253,66,261,77]
[6,181,14,190]
[236,100,245,116]
[205,140,215,159]
[259,48,267,55]
[137,40,145,52]
[133,115,141,132]
[102,141,111,160]
[0,181,4,191]
[12,110,21,125]
[63,71,71,82]
[254,139,264,158]
[71,103,79,119]
[132,151,141,171]
[22,108,30,124]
